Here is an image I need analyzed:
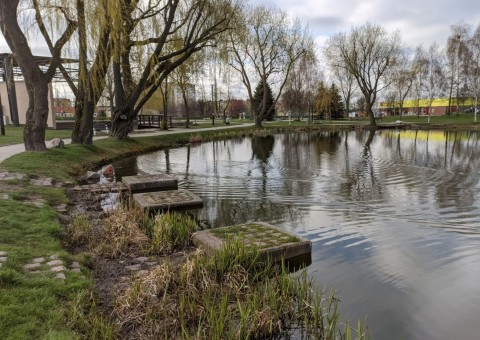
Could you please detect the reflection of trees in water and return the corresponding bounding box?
[195,198,304,229]
[250,135,275,194]
[378,130,480,210]
[115,129,480,227]
[112,155,139,180]
[339,130,385,202]
[276,132,342,200]
[251,135,275,163]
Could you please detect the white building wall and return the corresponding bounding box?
[0,81,56,128]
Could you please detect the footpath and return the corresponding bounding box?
[0,123,253,163]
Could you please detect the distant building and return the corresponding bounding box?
[53,98,75,117]
[380,97,477,116]
[140,83,196,117]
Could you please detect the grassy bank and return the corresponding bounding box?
[0,126,73,147]
[0,124,366,339]
[0,182,91,339]
[67,204,369,339]
[0,125,335,181]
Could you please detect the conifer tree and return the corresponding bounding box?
[252,80,275,121]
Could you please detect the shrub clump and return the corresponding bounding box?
[149,211,197,254]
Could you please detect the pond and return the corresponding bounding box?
[112,130,480,340]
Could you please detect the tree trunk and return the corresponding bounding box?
[23,81,49,151]
[180,87,190,128]
[366,100,377,128]
[72,100,94,144]
[255,115,262,128]
[111,107,134,139]
[0,0,49,150]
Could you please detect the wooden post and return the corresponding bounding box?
[0,95,5,135]
[4,55,19,126]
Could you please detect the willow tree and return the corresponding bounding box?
[325,22,401,127]
[227,5,312,127]
[33,0,113,145]
[0,0,75,150]
[109,0,236,139]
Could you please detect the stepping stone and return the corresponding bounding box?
[122,174,178,194]
[0,251,6,256]
[24,263,42,270]
[125,264,142,271]
[47,260,63,267]
[30,178,53,186]
[51,265,66,272]
[55,273,66,280]
[1,194,8,200]
[192,222,312,264]
[0,257,6,263]
[134,257,149,263]
[133,189,203,213]
[50,254,59,260]
[0,172,25,181]
[32,257,45,263]
[70,262,81,269]
[71,268,81,273]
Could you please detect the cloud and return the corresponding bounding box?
[249,0,480,49]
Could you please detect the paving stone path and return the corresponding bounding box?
[0,250,6,268]
[124,256,160,274]
[22,254,83,280]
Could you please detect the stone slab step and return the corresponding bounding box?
[122,174,178,194]
[192,222,311,264]
[133,189,203,213]
[72,182,128,194]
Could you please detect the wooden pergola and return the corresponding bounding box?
[0,53,78,128]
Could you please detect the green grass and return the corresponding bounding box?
[0,192,91,339]
[380,113,480,125]
[0,123,367,339]
[210,223,300,248]
[0,126,72,147]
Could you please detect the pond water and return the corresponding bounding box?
[113,130,480,340]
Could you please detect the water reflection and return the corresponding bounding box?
[113,130,480,340]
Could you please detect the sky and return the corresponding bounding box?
[1,0,479,101]
[250,0,480,51]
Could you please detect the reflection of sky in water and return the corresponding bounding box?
[114,130,480,340]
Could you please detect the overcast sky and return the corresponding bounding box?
[250,0,480,51]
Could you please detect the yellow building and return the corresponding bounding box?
[379,97,477,116]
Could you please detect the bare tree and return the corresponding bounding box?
[445,22,471,115]
[331,63,357,118]
[281,51,318,121]
[422,43,445,121]
[325,22,401,127]
[390,48,421,117]
[171,50,205,127]
[0,0,76,150]
[110,0,236,139]
[227,5,311,127]
[466,24,480,122]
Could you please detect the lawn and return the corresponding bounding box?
[0,126,72,147]
[380,113,480,125]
